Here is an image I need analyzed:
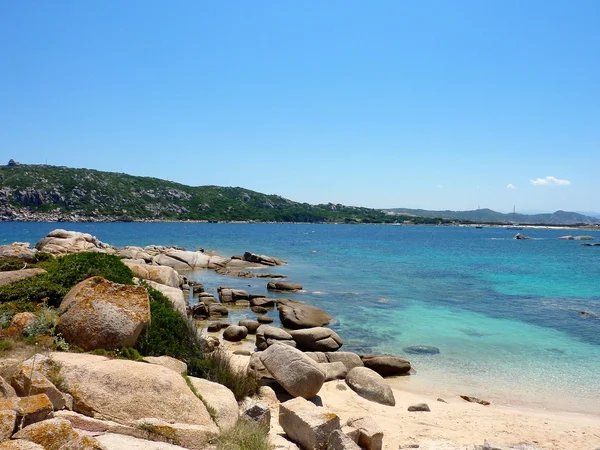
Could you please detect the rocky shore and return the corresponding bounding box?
[0,230,599,450]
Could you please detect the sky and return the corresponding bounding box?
[1,1,598,213]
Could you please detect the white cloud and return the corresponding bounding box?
[506,184,516,190]
[530,176,571,186]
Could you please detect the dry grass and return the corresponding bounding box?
[215,418,272,450]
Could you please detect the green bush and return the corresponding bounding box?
[0,252,133,307]
[45,252,134,287]
[118,347,143,361]
[0,257,27,272]
[215,418,272,450]
[136,287,208,376]
[0,339,14,353]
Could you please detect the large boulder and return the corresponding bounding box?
[326,352,364,370]
[345,367,395,406]
[49,352,216,427]
[124,261,180,288]
[35,230,114,255]
[239,319,260,334]
[0,269,47,287]
[188,377,238,431]
[361,355,411,377]
[319,362,348,381]
[142,356,187,375]
[223,325,248,342]
[56,277,151,351]
[12,418,78,450]
[278,397,340,450]
[260,343,326,399]
[255,325,296,350]
[117,246,153,263]
[289,327,343,352]
[217,287,249,303]
[277,299,332,329]
[267,281,303,292]
[0,242,38,262]
[345,416,384,450]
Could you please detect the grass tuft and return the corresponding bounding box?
[205,349,259,401]
[215,418,272,450]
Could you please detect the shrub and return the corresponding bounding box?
[117,347,143,361]
[205,349,259,401]
[0,257,27,272]
[0,277,66,307]
[0,339,14,353]
[215,418,272,450]
[45,252,134,287]
[136,287,208,376]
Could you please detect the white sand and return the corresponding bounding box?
[317,379,600,450]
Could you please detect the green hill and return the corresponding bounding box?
[0,162,444,224]
[384,207,600,226]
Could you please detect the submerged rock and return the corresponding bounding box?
[403,345,440,355]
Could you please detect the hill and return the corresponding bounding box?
[0,162,445,224]
[384,207,600,226]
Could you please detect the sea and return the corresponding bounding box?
[1,222,599,414]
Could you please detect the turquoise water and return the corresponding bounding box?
[2,223,599,412]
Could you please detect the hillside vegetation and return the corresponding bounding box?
[384,207,600,226]
[0,163,445,224]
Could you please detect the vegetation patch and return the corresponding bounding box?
[136,286,208,376]
[204,349,259,401]
[215,418,272,450]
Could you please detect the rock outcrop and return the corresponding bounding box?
[56,277,151,351]
[0,242,38,262]
[260,343,326,399]
[267,281,303,292]
[277,299,332,329]
[345,367,395,406]
[35,230,114,255]
[278,397,340,450]
[289,327,343,352]
[0,269,46,287]
[124,261,180,288]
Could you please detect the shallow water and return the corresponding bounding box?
[2,222,599,413]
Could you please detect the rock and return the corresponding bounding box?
[319,362,348,381]
[124,261,180,288]
[241,400,271,428]
[403,345,440,355]
[257,315,273,324]
[0,269,47,287]
[514,233,531,240]
[267,281,303,292]
[117,246,153,263]
[277,299,332,329]
[250,297,276,308]
[408,403,431,412]
[152,254,190,270]
[131,418,218,449]
[558,235,574,240]
[234,300,250,307]
[345,367,395,406]
[361,355,411,376]
[239,319,260,334]
[346,416,384,450]
[142,356,187,375]
[208,303,229,317]
[206,321,221,332]
[270,434,301,450]
[217,287,249,303]
[49,352,215,426]
[255,325,296,350]
[142,280,187,316]
[0,409,17,441]
[56,277,150,351]
[243,252,286,266]
[0,441,45,450]
[189,377,239,431]
[437,397,448,403]
[11,354,66,410]
[289,327,343,352]
[56,435,106,450]
[0,376,17,399]
[35,229,114,255]
[327,429,361,450]
[8,313,38,334]
[0,242,38,262]
[260,343,326,398]
[223,325,248,342]
[460,395,490,406]
[573,235,595,240]
[251,306,269,314]
[278,397,341,450]
[0,394,53,427]
[326,352,364,370]
[248,352,272,379]
[12,418,78,450]
[95,433,189,449]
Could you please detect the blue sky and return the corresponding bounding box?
[1,1,598,213]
